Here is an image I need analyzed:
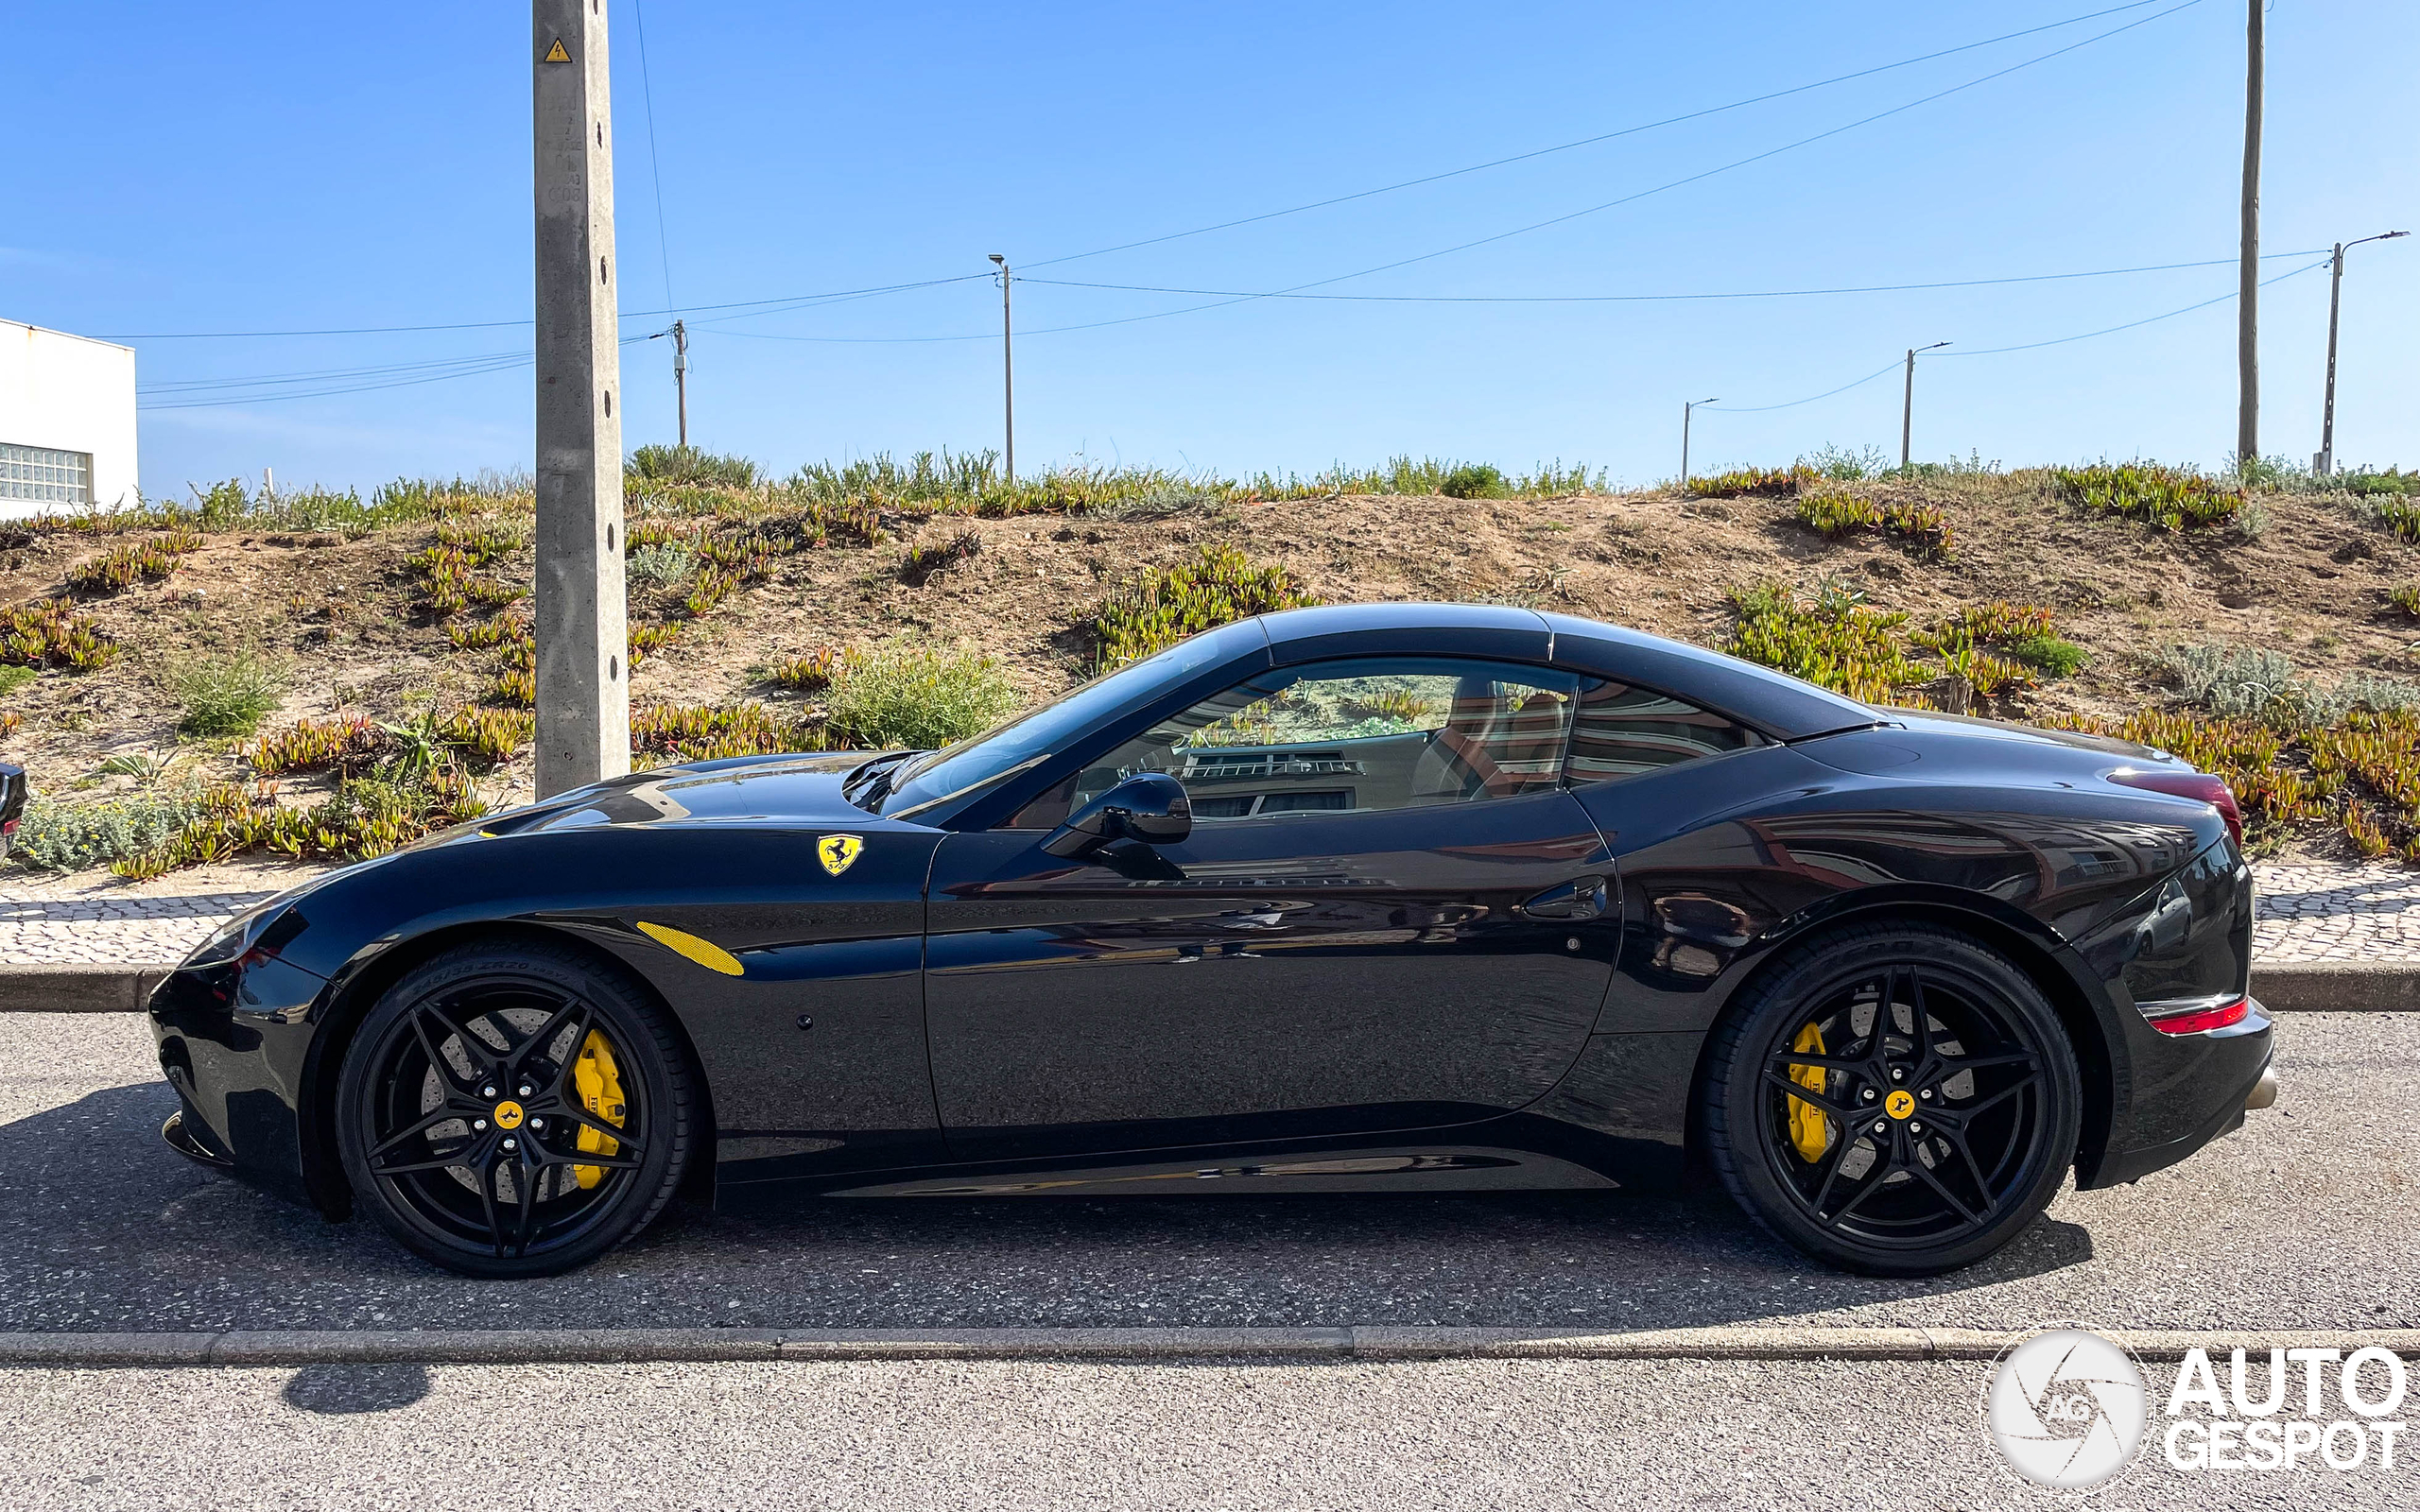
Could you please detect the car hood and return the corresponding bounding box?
[479,750,904,835]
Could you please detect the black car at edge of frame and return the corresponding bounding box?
[147,603,2277,1279]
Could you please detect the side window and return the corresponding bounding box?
[1008,658,1581,827]
[1564,679,1765,784]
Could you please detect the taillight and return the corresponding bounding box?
[2109,768,2243,848]
[2145,996,2251,1036]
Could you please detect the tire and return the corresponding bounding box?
[335,936,698,1278]
[1699,920,2081,1277]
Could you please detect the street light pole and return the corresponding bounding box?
[2238,0,2264,466]
[2314,231,2410,477]
[671,318,687,449]
[1900,342,1951,470]
[989,254,1013,485]
[1681,398,1718,490]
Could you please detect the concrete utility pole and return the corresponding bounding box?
[671,318,688,449]
[990,253,1013,484]
[532,0,631,798]
[1900,342,1950,470]
[2313,232,2410,477]
[1680,398,1717,490]
[2237,0,2263,467]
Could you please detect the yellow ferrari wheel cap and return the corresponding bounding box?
[493,1100,526,1129]
[818,833,864,877]
[1885,1089,1916,1120]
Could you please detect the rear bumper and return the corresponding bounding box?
[2083,998,2275,1189]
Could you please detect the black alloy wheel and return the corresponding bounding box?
[336,937,696,1278]
[1701,922,2081,1276]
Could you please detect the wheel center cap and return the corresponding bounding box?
[492,1100,526,1130]
[1884,1089,1916,1120]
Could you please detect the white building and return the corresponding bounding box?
[0,319,138,519]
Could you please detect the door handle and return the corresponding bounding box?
[1520,875,1608,921]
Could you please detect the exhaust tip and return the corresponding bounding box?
[2244,1064,2279,1112]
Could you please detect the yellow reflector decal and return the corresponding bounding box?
[1786,1022,1832,1162]
[633,919,744,976]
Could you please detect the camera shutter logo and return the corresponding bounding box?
[1985,1329,2150,1489]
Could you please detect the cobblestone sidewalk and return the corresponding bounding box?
[1,862,2413,968]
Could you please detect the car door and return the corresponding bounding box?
[923,655,1620,1161]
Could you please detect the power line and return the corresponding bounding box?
[1023,0,2177,271]
[107,276,989,340]
[137,337,652,410]
[1014,251,2327,306]
[99,2,2187,346]
[716,0,2208,347]
[1703,256,2334,413]
[1941,255,2332,355]
[632,0,677,316]
[138,349,537,393]
[1030,0,2210,329]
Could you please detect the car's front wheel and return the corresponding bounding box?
[1700,921,2081,1276]
[335,936,698,1278]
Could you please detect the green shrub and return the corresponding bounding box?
[2002,633,2088,678]
[823,643,1023,750]
[2058,463,2241,529]
[1794,490,1879,537]
[2364,495,2420,544]
[1438,462,1507,499]
[167,649,286,737]
[1801,444,1888,482]
[1687,464,1814,499]
[1093,544,1322,668]
[2338,467,2418,498]
[630,445,761,490]
[1722,581,1931,704]
[4,602,117,671]
[627,541,699,582]
[0,664,37,697]
[11,792,205,871]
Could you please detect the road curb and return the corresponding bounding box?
[4,1326,2419,1368]
[0,963,177,1013]
[0,962,2414,1014]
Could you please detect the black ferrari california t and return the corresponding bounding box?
[149,603,2275,1278]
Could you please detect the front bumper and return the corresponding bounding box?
[147,953,336,1211]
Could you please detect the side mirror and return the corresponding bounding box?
[1043,772,1193,857]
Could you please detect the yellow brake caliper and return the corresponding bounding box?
[1785,1022,1833,1161]
[571,1029,629,1190]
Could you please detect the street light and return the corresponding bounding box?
[1681,398,1719,490]
[989,253,1013,485]
[1901,341,1951,470]
[2314,231,2409,477]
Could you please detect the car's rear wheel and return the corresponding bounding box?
[335,936,697,1278]
[1700,921,2080,1276]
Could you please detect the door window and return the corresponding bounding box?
[1564,680,1764,783]
[1011,657,1582,827]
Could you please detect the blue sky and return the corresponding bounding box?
[7,1,2414,496]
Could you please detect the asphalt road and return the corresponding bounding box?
[0,1012,2412,1335]
[3,1355,2410,1511]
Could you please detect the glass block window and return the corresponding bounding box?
[0,443,94,507]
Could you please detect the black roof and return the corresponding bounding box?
[1250,602,1876,742]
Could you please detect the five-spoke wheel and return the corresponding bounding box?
[336,937,696,1278]
[1702,922,2080,1276]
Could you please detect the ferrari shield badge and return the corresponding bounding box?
[817,833,864,877]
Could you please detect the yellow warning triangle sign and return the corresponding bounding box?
[544,39,570,63]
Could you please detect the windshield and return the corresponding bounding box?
[880,618,1267,816]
